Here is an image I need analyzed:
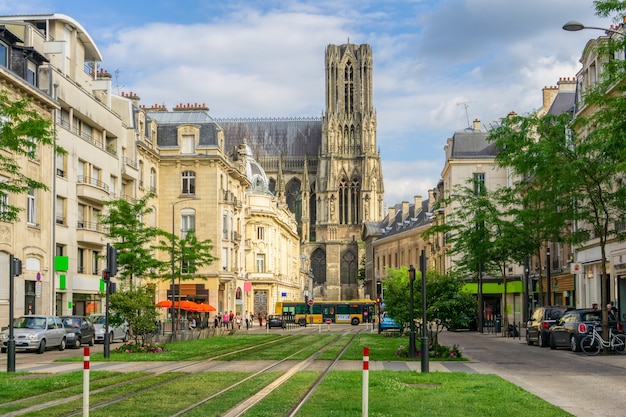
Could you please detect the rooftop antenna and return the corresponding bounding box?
[456,102,473,128]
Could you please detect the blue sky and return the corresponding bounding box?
[1,1,609,208]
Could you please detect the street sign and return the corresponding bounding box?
[281,292,287,297]
[307,299,314,306]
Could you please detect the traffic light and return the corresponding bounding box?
[106,243,118,277]
[304,294,309,304]
[376,297,381,304]
[376,280,382,296]
[12,257,22,276]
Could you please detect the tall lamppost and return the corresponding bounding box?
[408,265,416,359]
[562,20,622,35]
[171,197,199,339]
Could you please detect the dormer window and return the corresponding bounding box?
[0,42,6,68]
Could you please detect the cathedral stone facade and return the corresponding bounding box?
[220,43,384,301]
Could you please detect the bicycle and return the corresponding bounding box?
[580,323,626,355]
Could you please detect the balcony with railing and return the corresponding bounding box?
[77,176,109,203]
[76,221,107,244]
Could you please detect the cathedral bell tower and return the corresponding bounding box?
[306,43,384,301]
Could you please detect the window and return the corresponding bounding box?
[222,213,228,240]
[78,248,85,273]
[0,42,6,67]
[27,188,36,225]
[27,138,38,161]
[92,250,99,275]
[77,204,85,228]
[0,175,8,215]
[257,226,265,240]
[181,209,195,239]
[26,60,36,85]
[181,134,194,154]
[256,253,266,273]
[473,173,485,194]
[56,152,65,177]
[181,171,195,195]
[138,160,144,188]
[56,244,64,256]
[150,168,156,192]
[55,196,65,225]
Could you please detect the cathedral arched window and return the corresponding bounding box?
[311,248,326,287]
[310,184,316,242]
[344,62,354,114]
[338,176,360,225]
[340,249,357,285]
[286,178,302,235]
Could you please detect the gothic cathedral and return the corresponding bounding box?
[219,43,384,300]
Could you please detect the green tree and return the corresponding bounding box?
[382,267,476,344]
[0,91,64,222]
[99,193,167,286]
[154,228,217,323]
[488,112,578,306]
[109,283,159,345]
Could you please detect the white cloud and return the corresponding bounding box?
[0,0,614,212]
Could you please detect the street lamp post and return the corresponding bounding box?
[171,197,198,340]
[420,249,429,373]
[408,265,416,359]
[562,20,622,35]
[546,248,551,306]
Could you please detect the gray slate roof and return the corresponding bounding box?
[364,199,431,240]
[450,131,497,159]
[150,111,221,147]
[217,118,322,157]
[547,91,575,116]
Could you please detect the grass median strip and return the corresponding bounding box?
[242,371,321,417]
[298,371,573,417]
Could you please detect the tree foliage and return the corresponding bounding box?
[109,284,159,345]
[382,267,476,338]
[154,229,218,282]
[0,91,64,222]
[99,193,167,285]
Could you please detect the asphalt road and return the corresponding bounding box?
[439,330,626,417]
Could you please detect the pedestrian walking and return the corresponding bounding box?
[258,312,263,327]
[245,310,250,329]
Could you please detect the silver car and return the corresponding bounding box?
[0,315,66,354]
[90,314,129,343]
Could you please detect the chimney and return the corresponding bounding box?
[401,201,409,220]
[388,207,396,226]
[542,84,559,112]
[557,76,576,93]
[414,195,422,213]
[472,118,481,131]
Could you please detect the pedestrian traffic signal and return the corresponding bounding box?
[304,295,309,304]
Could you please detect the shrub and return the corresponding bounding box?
[115,340,168,354]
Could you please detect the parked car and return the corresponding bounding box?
[379,312,402,331]
[526,306,573,347]
[549,309,624,352]
[90,314,129,343]
[267,314,285,328]
[0,315,66,354]
[61,316,95,348]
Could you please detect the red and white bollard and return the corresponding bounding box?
[83,346,90,416]
[363,346,369,417]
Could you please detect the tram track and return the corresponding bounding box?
[1,325,367,416]
[1,333,304,417]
